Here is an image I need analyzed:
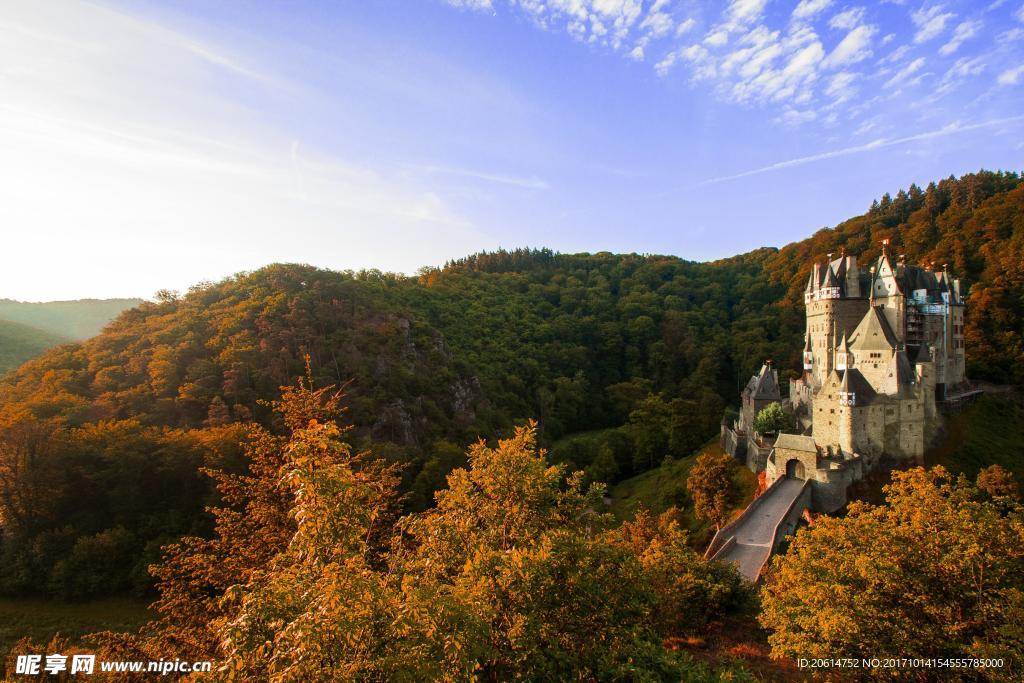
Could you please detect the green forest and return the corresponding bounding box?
[0,320,67,378]
[0,299,142,375]
[1,171,1023,678]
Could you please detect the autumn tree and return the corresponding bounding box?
[978,464,1019,500]
[759,467,1024,681]
[687,451,737,529]
[390,423,689,680]
[216,412,403,680]
[142,374,361,660]
[214,422,751,680]
[611,508,751,637]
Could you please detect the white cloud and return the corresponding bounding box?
[676,18,696,35]
[793,0,834,21]
[825,70,860,101]
[1018,3,1024,22]
[446,0,494,10]
[776,108,818,125]
[704,29,730,46]
[823,24,877,68]
[912,5,956,43]
[731,37,826,104]
[883,56,925,88]
[944,55,986,80]
[829,7,866,30]
[998,64,1024,84]
[879,44,910,64]
[727,0,768,23]
[451,0,1020,130]
[853,118,877,135]
[639,2,674,38]
[940,20,981,55]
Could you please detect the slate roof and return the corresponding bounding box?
[744,364,781,400]
[848,306,899,352]
[894,350,915,388]
[774,433,818,452]
[837,368,878,404]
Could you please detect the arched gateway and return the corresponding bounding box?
[785,458,806,479]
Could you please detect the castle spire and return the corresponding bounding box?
[836,328,849,371]
[838,369,855,407]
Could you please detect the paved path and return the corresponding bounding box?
[711,478,807,581]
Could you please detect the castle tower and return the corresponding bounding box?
[871,245,907,346]
[837,369,855,455]
[803,255,871,389]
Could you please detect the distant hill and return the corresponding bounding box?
[0,298,144,341]
[0,319,69,376]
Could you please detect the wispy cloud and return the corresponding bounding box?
[0,0,497,299]
[404,163,549,190]
[911,4,956,44]
[940,20,982,55]
[823,24,878,68]
[443,0,1022,132]
[829,7,866,30]
[883,56,926,88]
[998,64,1024,84]
[447,0,690,54]
[696,114,1024,186]
[793,0,834,21]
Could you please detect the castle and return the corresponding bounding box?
[723,244,971,512]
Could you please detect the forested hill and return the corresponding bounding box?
[0,319,68,376]
[0,298,144,340]
[0,299,144,375]
[0,170,1021,597]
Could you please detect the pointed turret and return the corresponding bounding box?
[835,329,849,371]
[838,369,855,407]
[751,362,780,399]
[821,262,840,298]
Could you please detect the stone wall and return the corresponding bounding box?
[721,424,746,462]
[745,436,773,473]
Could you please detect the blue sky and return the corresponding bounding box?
[1,0,1022,300]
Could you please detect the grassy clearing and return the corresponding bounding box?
[0,597,152,658]
[609,441,758,547]
[926,392,1024,482]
